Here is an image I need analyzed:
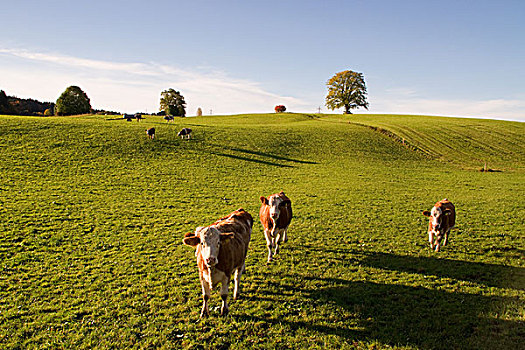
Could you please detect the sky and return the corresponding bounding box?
[1,0,524,121]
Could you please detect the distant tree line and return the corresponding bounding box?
[93,109,122,116]
[0,90,55,116]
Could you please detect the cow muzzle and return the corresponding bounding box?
[205,257,218,267]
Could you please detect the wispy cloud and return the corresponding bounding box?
[367,87,525,122]
[1,48,523,121]
[0,48,309,114]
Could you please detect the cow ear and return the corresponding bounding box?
[260,196,268,205]
[183,233,200,247]
[279,191,286,196]
[422,211,431,217]
[220,232,235,243]
[280,199,291,207]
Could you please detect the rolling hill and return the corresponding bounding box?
[0,113,523,349]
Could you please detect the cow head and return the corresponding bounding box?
[423,207,452,233]
[183,227,234,267]
[260,192,290,221]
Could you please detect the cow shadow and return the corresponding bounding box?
[303,277,523,349]
[240,275,523,349]
[359,252,525,290]
[239,254,524,349]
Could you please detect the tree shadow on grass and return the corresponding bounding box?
[208,151,294,168]
[359,252,525,290]
[224,146,317,165]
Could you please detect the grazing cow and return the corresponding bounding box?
[177,128,192,139]
[183,208,253,317]
[123,114,133,121]
[163,115,174,122]
[145,127,155,139]
[259,191,292,262]
[135,113,143,121]
[422,199,456,251]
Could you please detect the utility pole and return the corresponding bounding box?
[317,106,321,114]
[209,109,213,115]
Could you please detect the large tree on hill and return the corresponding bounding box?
[160,89,186,117]
[55,86,91,116]
[325,70,369,114]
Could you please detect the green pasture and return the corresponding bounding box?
[0,113,523,349]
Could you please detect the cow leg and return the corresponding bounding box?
[282,228,288,243]
[275,229,282,255]
[264,229,274,262]
[200,281,211,317]
[428,231,434,250]
[220,277,230,316]
[434,235,441,252]
[443,230,449,246]
[269,225,279,256]
[233,266,243,300]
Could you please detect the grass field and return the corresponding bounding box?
[0,113,523,349]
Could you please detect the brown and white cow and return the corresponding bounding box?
[259,191,292,262]
[183,208,253,317]
[145,127,155,139]
[177,128,192,139]
[422,199,456,251]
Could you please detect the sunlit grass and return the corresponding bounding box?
[0,113,523,349]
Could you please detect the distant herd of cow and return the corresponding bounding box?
[119,113,193,140]
[145,127,192,140]
[182,191,455,317]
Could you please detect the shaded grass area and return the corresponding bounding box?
[0,113,523,349]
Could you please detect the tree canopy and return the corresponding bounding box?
[160,89,186,117]
[325,70,369,114]
[0,90,15,115]
[274,105,286,113]
[55,86,91,116]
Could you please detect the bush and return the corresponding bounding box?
[275,105,286,113]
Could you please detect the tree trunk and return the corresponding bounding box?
[344,105,352,114]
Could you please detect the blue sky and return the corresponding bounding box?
[1,0,524,120]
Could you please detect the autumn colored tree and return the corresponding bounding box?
[274,105,286,113]
[325,70,369,114]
